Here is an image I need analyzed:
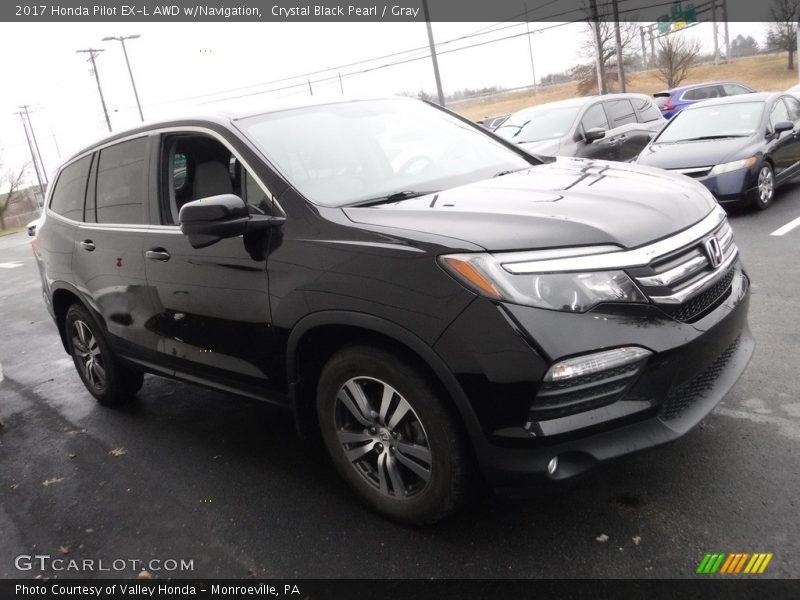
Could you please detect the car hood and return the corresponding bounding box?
[637,137,755,169]
[517,138,562,156]
[343,157,715,252]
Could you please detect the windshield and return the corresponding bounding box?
[495,106,580,143]
[236,98,534,207]
[655,101,763,143]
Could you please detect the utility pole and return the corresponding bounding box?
[102,34,144,121]
[20,105,48,184]
[611,0,626,92]
[796,19,800,81]
[711,1,720,65]
[589,0,607,94]
[16,111,45,196]
[76,48,112,132]
[721,0,731,62]
[422,0,445,106]
[524,2,537,93]
[640,26,648,69]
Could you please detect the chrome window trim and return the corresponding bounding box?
[45,124,284,229]
[501,206,727,274]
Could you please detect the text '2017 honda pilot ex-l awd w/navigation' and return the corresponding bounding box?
[33,97,753,524]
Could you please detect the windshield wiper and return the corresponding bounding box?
[678,134,748,142]
[349,190,436,207]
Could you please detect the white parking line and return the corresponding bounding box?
[770,215,800,236]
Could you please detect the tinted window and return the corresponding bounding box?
[634,97,661,122]
[769,99,790,129]
[49,155,91,221]
[604,99,636,127]
[784,96,800,121]
[96,137,147,224]
[684,85,723,101]
[722,83,750,96]
[580,103,609,131]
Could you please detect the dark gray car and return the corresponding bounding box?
[495,93,665,162]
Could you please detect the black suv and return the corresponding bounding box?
[33,98,753,524]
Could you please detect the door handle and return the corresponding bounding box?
[80,240,95,252]
[145,248,171,262]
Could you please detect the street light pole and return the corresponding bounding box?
[76,48,112,132]
[15,110,45,197]
[524,2,537,93]
[102,34,145,121]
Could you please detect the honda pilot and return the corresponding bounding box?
[33,97,753,524]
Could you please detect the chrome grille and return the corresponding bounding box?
[632,219,738,322]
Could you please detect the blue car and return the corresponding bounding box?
[654,81,755,119]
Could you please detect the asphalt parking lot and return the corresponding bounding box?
[1,190,799,579]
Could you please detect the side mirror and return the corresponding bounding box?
[179,194,285,249]
[774,120,794,135]
[584,127,606,143]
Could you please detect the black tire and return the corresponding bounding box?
[317,345,470,524]
[750,162,775,210]
[64,303,143,406]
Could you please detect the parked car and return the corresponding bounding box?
[33,97,753,524]
[494,94,664,161]
[27,215,42,236]
[654,81,755,119]
[637,92,800,210]
[476,114,510,130]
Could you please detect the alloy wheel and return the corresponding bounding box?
[333,376,432,499]
[758,166,774,204]
[71,320,106,391]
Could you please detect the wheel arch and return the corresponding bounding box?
[51,283,104,353]
[286,311,486,448]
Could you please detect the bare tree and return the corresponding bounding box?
[654,35,701,88]
[766,0,800,70]
[579,16,640,94]
[0,160,29,230]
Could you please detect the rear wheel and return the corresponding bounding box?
[317,345,470,524]
[750,163,774,210]
[65,303,143,406]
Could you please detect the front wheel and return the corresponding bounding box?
[317,345,470,524]
[65,303,143,406]
[750,163,774,210]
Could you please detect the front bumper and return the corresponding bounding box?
[691,167,758,204]
[434,263,752,485]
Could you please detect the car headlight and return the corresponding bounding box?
[440,251,648,313]
[708,156,757,176]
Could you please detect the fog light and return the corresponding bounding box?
[544,347,652,382]
[547,457,558,476]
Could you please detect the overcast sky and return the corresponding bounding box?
[0,20,767,186]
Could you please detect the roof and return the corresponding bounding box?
[659,80,753,93]
[509,92,655,116]
[61,94,408,167]
[681,91,782,110]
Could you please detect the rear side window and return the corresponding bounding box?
[684,86,723,101]
[723,83,750,96]
[96,137,148,224]
[634,97,661,122]
[604,99,636,127]
[49,155,92,221]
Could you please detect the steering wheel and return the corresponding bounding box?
[396,155,435,176]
